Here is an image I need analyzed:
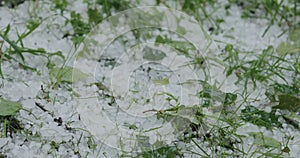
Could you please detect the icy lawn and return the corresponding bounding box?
[0,0,300,157]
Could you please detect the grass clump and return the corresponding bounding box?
[65,0,132,48]
[0,22,65,78]
[223,44,296,94]
[0,97,23,137]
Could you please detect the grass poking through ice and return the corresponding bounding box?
[0,0,299,157]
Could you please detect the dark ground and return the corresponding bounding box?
[0,0,26,8]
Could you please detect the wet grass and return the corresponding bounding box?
[0,0,299,157]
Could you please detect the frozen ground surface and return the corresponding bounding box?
[0,0,299,157]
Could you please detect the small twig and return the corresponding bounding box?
[35,102,47,112]
[142,109,164,113]
[142,109,158,113]
[35,102,53,116]
[0,139,9,150]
